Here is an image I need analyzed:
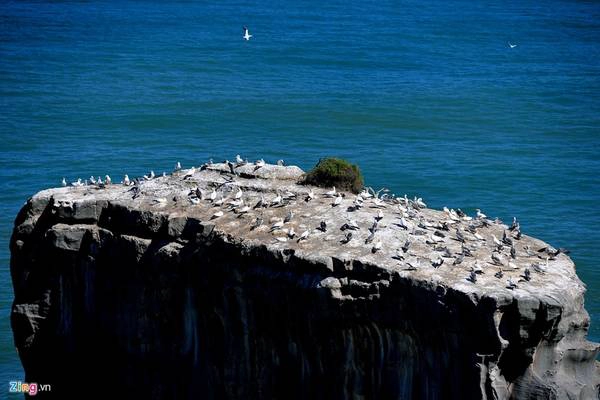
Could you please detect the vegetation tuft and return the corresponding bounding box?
[302,157,364,194]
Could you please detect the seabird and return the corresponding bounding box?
[297,230,310,242]
[243,26,252,41]
[287,227,296,239]
[318,221,327,232]
[182,167,196,180]
[333,195,343,207]
[502,231,513,246]
[253,196,265,209]
[235,154,244,164]
[476,209,487,219]
[277,159,285,166]
[492,234,503,250]
[61,177,67,187]
[341,232,353,244]
[189,197,200,205]
[453,254,464,265]
[506,278,518,290]
[510,245,517,259]
[105,175,112,185]
[324,186,336,198]
[431,257,444,268]
[122,175,130,186]
[523,267,531,281]
[471,261,484,274]
[270,220,284,231]
[397,217,409,230]
[375,210,384,221]
[250,216,263,230]
[214,197,224,206]
[305,189,315,202]
[270,191,283,207]
[234,187,243,200]
[175,162,182,171]
[284,210,294,223]
[89,176,96,184]
[401,240,411,253]
[209,189,217,202]
[211,210,224,219]
[508,42,517,48]
[462,245,473,257]
[455,229,466,243]
[227,160,236,174]
[237,205,251,214]
[371,241,382,253]
[254,159,265,168]
[509,217,519,231]
[491,253,504,266]
[466,271,477,283]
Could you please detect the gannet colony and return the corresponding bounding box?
[10,157,599,399]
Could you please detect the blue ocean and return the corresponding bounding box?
[1,0,599,388]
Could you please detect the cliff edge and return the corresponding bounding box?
[10,161,600,399]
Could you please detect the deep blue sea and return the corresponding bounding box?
[1,0,599,389]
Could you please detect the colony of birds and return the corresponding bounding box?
[59,156,571,293]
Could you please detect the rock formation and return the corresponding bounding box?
[10,162,600,399]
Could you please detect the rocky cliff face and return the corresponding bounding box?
[10,163,600,399]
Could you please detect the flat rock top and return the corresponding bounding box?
[33,162,583,303]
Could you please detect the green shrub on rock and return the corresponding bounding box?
[302,158,364,194]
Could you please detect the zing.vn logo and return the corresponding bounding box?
[9,381,52,396]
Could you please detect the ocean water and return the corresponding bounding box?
[1,0,599,388]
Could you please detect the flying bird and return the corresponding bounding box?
[243,26,252,41]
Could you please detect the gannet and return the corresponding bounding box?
[61,177,67,187]
[89,176,96,184]
[318,221,327,232]
[235,154,244,164]
[431,257,444,268]
[209,189,217,202]
[182,167,195,180]
[270,220,284,231]
[305,189,315,202]
[508,42,517,48]
[277,159,284,166]
[189,197,200,205]
[324,186,336,198]
[175,162,182,171]
[284,210,294,223]
[476,209,487,219]
[211,210,224,219]
[466,271,477,283]
[234,187,243,200]
[122,175,130,186]
[243,26,252,41]
[333,195,343,207]
[237,205,251,214]
[401,240,411,253]
[523,267,531,281]
[506,278,518,290]
[253,196,265,209]
[471,261,483,274]
[371,241,382,253]
[491,253,503,266]
[297,230,310,242]
[71,178,83,187]
[287,227,296,239]
[341,232,352,244]
[250,216,263,230]
[105,175,111,185]
[375,210,384,221]
[270,192,282,206]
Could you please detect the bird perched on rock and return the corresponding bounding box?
[305,189,315,202]
[287,227,296,239]
[333,195,343,207]
[277,159,285,166]
[318,221,327,232]
[341,232,353,244]
[211,210,224,219]
[401,240,411,254]
[250,216,263,231]
[297,230,310,242]
[253,196,265,209]
[105,175,112,185]
[466,271,477,283]
[182,167,196,180]
[122,174,130,186]
[61,177,67,187]
[506,278,518,290]
[494,269,504,279]
[270,220,284,232]
[270,191,282,207]
[476,209,487,219]
[431,257,444,268]
[491,253,504,266]
[523,267,531,281]
[284,210,294,223]
[453,254,464,266]
[324,186,336,198]
[174,162,182,171]
[375,210,384,221]
[371,241,382,253]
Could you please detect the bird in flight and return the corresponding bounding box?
[508,42,517,48]
[243,26,252,41]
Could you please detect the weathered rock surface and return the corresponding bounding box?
[10,162,600,399]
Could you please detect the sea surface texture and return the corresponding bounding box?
[1,0,599,387]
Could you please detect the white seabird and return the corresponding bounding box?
[333,195,343,207]
[209,189,217,202]
[122,174,130,186]
[324,186,336,198]
[476,209,487,219]
[234,187,243,200]
[105,175,112,185]
[243,26,252,41]
[211,210,224,219]
[61,177,67,187]
[508,42,517,48]
[175,162,182,171]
